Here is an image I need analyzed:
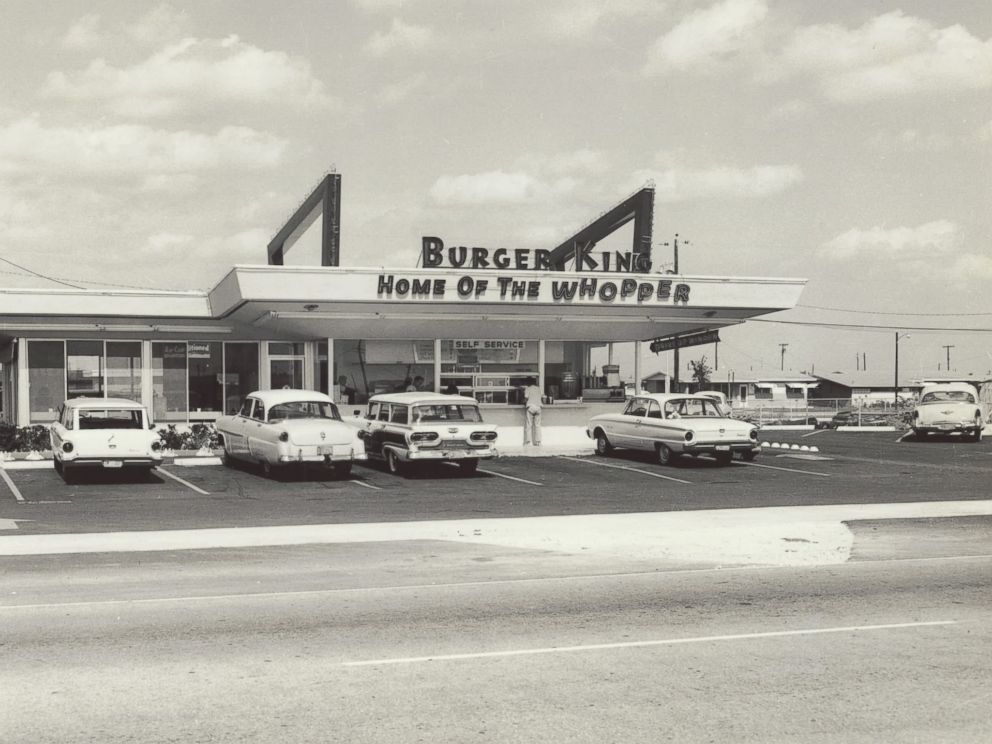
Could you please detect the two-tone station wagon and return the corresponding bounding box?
[353,392,498,475]
[49,397,163,482]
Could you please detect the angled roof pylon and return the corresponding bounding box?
[547,186,655,270]
[267,172,341,266]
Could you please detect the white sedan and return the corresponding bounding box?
[911,383,986,441]
[49,397,163,483]
[587,393,760,466]
[216,389,366,478]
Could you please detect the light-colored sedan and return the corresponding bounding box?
[911,383,986,441]
[216,389,366,478]
[353,392,498,475]
[587,393,760,466]
[49,397,163,483]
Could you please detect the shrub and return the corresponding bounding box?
[156,423,221,450]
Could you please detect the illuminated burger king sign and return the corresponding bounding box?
[375,237,691,305]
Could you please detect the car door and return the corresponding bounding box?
[364,402,386,457]
[223,398,254,457]
[635,399,664,449]
[615,397,649,448]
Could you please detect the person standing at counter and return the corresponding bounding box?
[522,377,542,446]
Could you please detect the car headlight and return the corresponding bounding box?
[749,429,758,440]
[684,431,694,442]
[62,441,74,453]
[150,441,162,452]
[278,431,289,442]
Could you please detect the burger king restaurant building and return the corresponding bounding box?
[0,180,806,429]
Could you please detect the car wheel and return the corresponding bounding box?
[741,450,758,462]
[714,452,733,466]
[656,444,673,466]
[53,456,62,474]
[334,462,352,479]
[459,458,479,475]
[260,460,274,479]
[386,449,405,476]
[594,432,613,456]
[61,464,75,484]
[220,445,234,468]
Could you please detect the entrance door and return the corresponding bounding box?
[270,359,303,390]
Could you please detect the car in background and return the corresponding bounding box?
[215,389,365,478]
[587,393,760,466]
[49,397,163,483]
[821,409,857,429]
[697,390,731,416]
[353,392,498,475]
[911,383,985,441]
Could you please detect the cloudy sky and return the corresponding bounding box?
[1,0,989,378]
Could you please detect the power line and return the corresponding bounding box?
[739,317,992,333]
[796,303,992,317]
[0,256,84,289]
[0,259,192,292]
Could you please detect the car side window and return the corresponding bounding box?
[391,405,408,425]
[629,398,648,417]
[377,403,390,422]
[646,401,662,419]
[238,398,253,417]
[622,399,638,415]
[252,401,264,421]
[366,402,379,420]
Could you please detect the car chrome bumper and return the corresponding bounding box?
[279,450,367,463]
[63,457,162,468]
[405,448,495,461]
[682,442,758,454]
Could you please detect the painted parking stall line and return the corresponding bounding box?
[0,467,26,503]
[155,466,210,495]
[563,456,692,485]
[342,620,958,667]
[349,479,382,491]
[477,468,543,486]
[732,460,831,477]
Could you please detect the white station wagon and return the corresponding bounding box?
[215,389,366,478]
[354,392,498,475]
[911,383,986,441]
[50,397,163,482]
[587,393,760,466]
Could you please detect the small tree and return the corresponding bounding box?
[689,356,712,391]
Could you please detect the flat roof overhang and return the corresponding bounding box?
[209,266,807,343]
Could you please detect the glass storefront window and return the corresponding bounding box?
[188,341,223,415]
[545,341,610,401]
[315,341,329,394]
[66,340,104,399]
[224,342,259,414]
[152,342,188,422]
[333,339,433,404]
[268,341,305,390]
[28,340,65,422]
[106,341,141,402]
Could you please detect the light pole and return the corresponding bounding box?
[895,332,911,407]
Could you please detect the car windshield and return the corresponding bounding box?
[266,400,341,422]
[78,409,144,430]
[921,391,975,404]
[412,403,483,423]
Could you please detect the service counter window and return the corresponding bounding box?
[106,341,141,402]
[438,340,537,405]
[28,340,65,423]
[67,340,104,399]
[544,341,614,402]
[333,339,433,404]
[152,342,188,422]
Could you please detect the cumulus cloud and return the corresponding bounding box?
[43,36,334,117]
[820,220,959,259]
[0,118,287,175]
[546,0,666,40]
[630,164,803,201]
[867,128,953,153]
[644,0,767,74]
[365,18,435,57]
[775,11,992,101]
[430,171,571,205]
[61,14,103,50]
[125,4,190,44]
[375,73,428,106]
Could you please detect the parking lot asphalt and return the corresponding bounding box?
[0,430,988,538]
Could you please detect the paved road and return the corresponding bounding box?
[3,531,990,743]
